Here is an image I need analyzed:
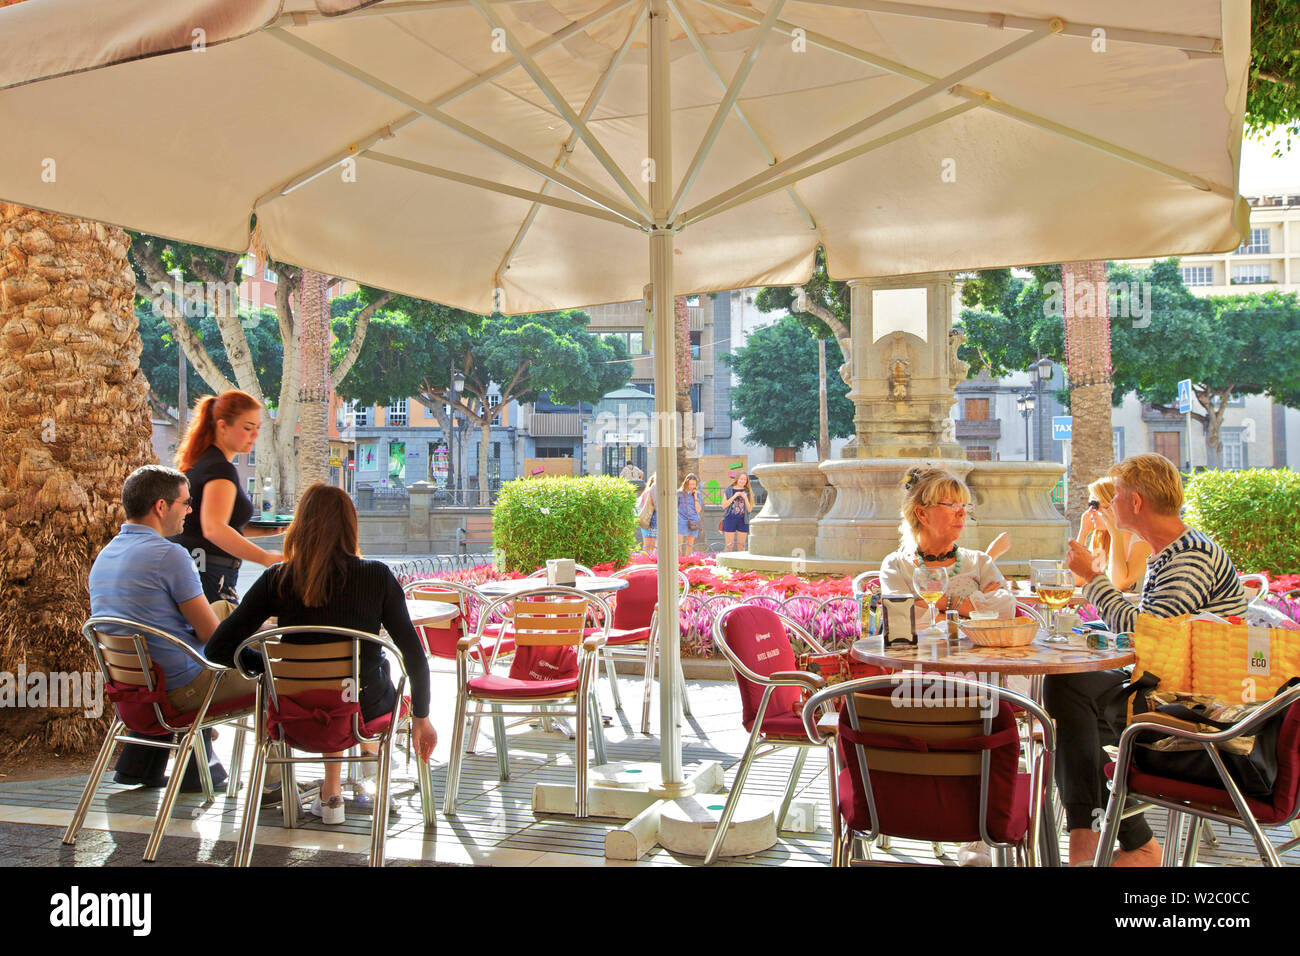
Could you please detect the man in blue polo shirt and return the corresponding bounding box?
[89,465,258,790]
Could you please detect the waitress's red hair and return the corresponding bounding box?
[175,390,262,472]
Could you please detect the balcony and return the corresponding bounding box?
[955,419,1001,440]
[525,412,583,437]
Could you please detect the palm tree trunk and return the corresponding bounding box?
[295,269,331,498]
[1062,261,1114,529]
[0,204,155,757]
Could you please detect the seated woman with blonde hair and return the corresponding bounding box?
[1074,476,1151,592]
[880,466,1006,616]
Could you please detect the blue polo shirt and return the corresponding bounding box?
[88,523,206,689]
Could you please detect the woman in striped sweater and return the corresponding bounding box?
[1052,454,1246,866]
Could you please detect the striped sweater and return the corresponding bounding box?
[1082,528,1247,635]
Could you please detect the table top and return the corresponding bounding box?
[849,635,1134,676]
[403,599,459,627]
[476,576,629,597]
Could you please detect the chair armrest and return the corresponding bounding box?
[768,670,827,693]
[582,634,607,652]
[1121,684,1300,748]
[456,633,483,653]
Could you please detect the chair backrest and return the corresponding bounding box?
[713,604,803,732]
[811,675,1052,847]
[852,571,882,596]
[82,616,201,734]
[235,626,407,752]
[404,579,472,659]
[608,567,687,631]
[476,588,602,683]
[1239,573,1269,605]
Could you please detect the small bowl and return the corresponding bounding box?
[956,617,1040,647]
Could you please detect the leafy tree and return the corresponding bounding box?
[726,315,854,450]
[1247,0,1300,148]
[754,246,852,361]
[334,304,631,503]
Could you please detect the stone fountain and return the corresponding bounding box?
[718,273,1068,577]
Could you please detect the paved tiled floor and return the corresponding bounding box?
[2,665,1296,867]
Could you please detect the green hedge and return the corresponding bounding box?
[492,475,638,572]
[1183,468,1300,575]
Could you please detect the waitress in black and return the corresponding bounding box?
[172,390,283,601]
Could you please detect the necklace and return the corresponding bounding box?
[912,546,961,573]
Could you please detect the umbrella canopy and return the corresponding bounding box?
[0,0,1248,315]
[0,0,1251,791]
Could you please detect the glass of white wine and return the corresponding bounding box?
[913,565,949,636]
[1035,567,1075,643]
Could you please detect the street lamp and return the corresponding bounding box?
[1028,358,1054,461]
[1017,393,1036,460]
[451,369,465,503]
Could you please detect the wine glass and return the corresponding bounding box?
[913,565,949,636]
[1035,567,1075,643]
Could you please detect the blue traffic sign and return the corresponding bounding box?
[1052,416,1073,441]
[1177,379,1193,414]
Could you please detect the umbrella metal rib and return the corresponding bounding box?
[693,0,1230,202]
[256,0,638,212]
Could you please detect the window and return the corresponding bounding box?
[247,477,256,497]
[263,266,277,283]
[685,295,700,307]
[1227,393,1246,407]
[1112,426,1124,463]
[1221,429,1246,470]
[965,397,990,421]
[535,447,574,458]
[1180,265,1214,287]
[241,255,257,279]
[353,404,370,427]
[628,331,644,354]
[488,393,501,425]
[966,445,992,461]
[690,330,701,360]
[386,399,408,427]
[231,454,240,466]
[1237,228,1271,254]
[1232,264,1271,284]
[246,446,256,466]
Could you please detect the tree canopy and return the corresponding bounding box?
[725,315,854,449]
[1247,0,1300,146]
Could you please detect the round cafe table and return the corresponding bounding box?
[403,599,459,628]
[475,576,629,598]
[848,633,1135,867]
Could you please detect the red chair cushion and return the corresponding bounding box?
[605,626,651,646]
[106,668,252,734]
[508,644,578,682]
[612,571,658,631]
[759,712,812,739]
[836,696,1028,844]
[267,689,362,753]
[466,674,580,699]
[723,605,801,733]
[417,618,462,660]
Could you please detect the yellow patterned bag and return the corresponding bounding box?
[1131,613,1300,702]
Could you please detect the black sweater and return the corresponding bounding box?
[205,556,430,719]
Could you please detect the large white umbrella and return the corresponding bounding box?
[0,0,1250,792]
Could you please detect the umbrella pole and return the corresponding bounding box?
[648,0,689,797]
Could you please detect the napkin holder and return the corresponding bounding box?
[546,558,576,587]
[881,594,917,647]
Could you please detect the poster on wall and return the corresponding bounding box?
[429,441,449,487]
[388,442,406,485]
[697,454,748,507]
[358,442,378,472]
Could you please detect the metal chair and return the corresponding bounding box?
[232,625,436,867]
[594,566,691,734]
[802,674,1056,867]
[1239,573,1270,605]
[65,616,255,861]
[444,586,610,817]
[526,563,596,579]
[1095,681,1300,867]
[703,604,837,865]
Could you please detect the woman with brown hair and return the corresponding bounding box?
[205,484,436,825]
[1073,476,1151,591]
[172,390,283,602]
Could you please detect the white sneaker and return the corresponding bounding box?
[957,840,992,867]
[309,794,345,825]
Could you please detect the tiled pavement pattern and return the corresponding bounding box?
[2,666,1296,867]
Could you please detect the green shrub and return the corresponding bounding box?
[1183,468,1300,575]
[492,475,638,572]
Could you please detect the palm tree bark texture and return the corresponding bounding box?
[1062,260,1115,530]
[0,204,155,757]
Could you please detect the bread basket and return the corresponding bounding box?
[956,617,1041,647]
